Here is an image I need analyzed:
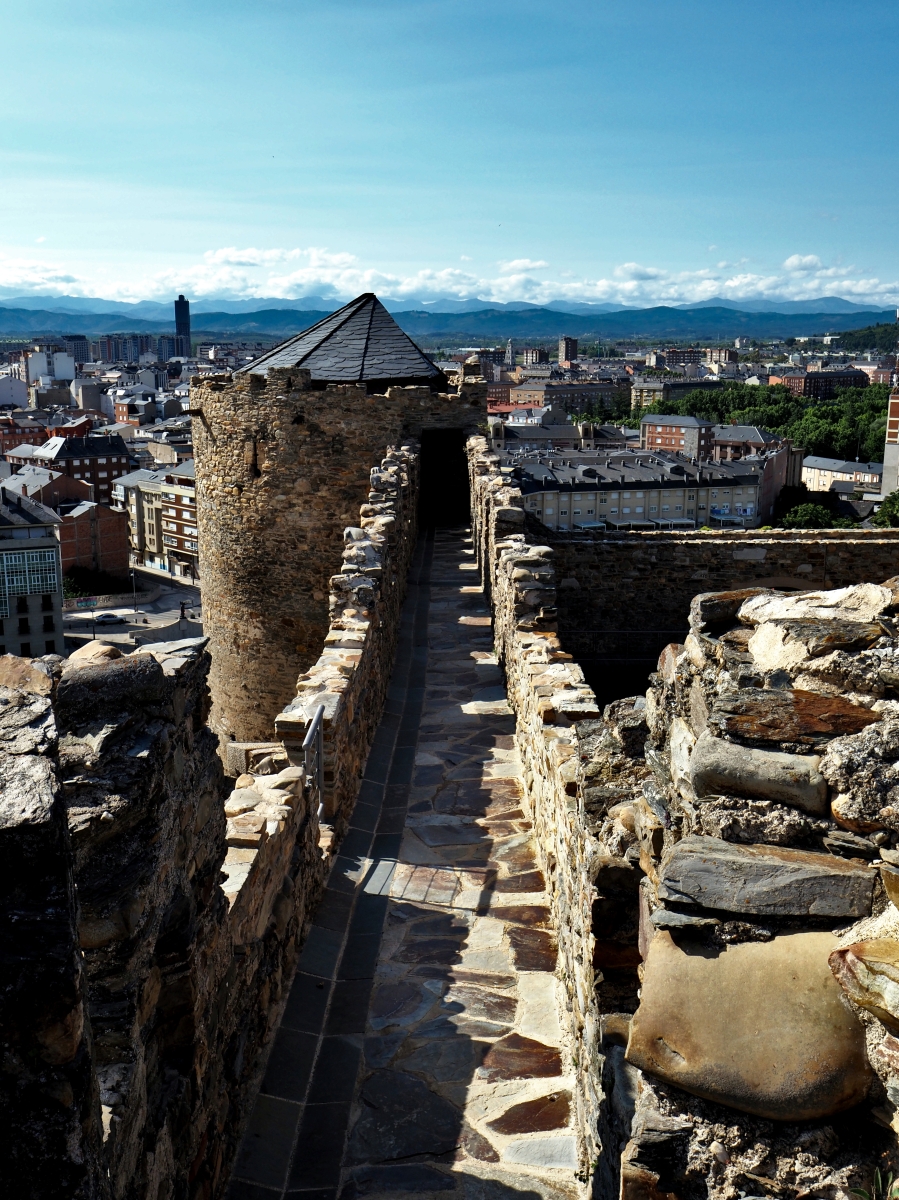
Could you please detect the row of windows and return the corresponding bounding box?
[0,640,56,655]
[0,550,59,616]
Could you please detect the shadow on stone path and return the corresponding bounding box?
[228,529,581,1200]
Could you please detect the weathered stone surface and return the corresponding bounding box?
[738,583,893,626]
[697,794,821,846]
[821,714,899,833]
[691,588,773,634]
[829,939,899,1030]
[708,687,880,745]
[626,930,872,1119]
[690,730,828,813]
[487,1092,572,1134]
[657,835,875,917]
[748,618,887,673]
[63,640,123,668]
[347,1071,461,1162]
[476,1034,563,1082]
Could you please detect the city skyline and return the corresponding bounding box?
[1,0,897,308]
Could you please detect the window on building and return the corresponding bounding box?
[41,594,52,611]
[44,639,55,654]
[42,615,54,632]
[662,505,670,511]
[16,596,27,614]
[20,642,30,656]
[675,504,683,510]
[18,617,29,634]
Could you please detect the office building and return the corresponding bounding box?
[62,335,90,364]
[522,348,549,365]
[174,294,191,344]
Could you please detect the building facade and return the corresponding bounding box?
[0,487,64,657]
[640,413,714,457]
[801,455,883,493]
[6,435,131,505]
[507,449,763,530]
[113,461,198,579]
[558,336,578,367]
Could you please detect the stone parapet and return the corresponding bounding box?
[468,434,899,1196]
[1,636,326,1200]
[274,443,420,834]
[192,368,484,744]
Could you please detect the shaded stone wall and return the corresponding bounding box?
[540,524,899,637]
[468,434,899,1198]
[1,638,326,1200]
[273,443,420,836]
[192,368,485,744]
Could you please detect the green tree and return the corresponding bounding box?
[781,503,834,529]
[872,491,899,527]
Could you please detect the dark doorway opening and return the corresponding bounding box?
[562,628,688,710]
[418,428,469,527]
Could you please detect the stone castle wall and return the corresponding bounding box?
[192,368,485,745]
[468,435,899,1198]
[2,638,325,1200]
[541,523,899,637]
[274,443,420,835]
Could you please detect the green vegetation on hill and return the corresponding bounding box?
[834,322,898,355]
[640,381,890,464]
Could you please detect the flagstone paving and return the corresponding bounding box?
[228,530,581,1200]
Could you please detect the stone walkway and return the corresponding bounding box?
[228,529,580,1200]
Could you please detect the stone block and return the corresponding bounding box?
[829,939,899,1030]
[626,930,871,1119]
[657,835,874,918]
[689,730,828,813]
[708,687,880,746]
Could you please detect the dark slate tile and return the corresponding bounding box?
[282,972,331,1034]
[371,832,403,860]
[355,780,385,806]
[297,926,344,980]
[342,1165,456,1195]
[287,1102,353,1190]
[325,978,374,1035]
[339,827,373,860]
[307,1036,363,1103]
[227,1180,282,1200]
[286,1190,337,1200]
[312,889,355,934]
[260,1028,318,1102]
[339,933,383,980]
[232,1094,300,1189]
[348,893,389,936]
[327,856,365,896]
[348,802,380,833]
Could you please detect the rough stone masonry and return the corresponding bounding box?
[468,433,899,1199]
[191,367,485,745]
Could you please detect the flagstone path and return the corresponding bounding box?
[227,529,581,1200]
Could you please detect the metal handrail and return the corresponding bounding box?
[302,704,325,821]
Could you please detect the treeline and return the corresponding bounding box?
[836,322,898,355]
[637,381,889,463]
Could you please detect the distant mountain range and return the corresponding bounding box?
[0,299,895,341]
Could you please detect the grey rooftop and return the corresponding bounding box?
[236,293,444,388]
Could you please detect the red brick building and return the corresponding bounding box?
[58,501,130,576]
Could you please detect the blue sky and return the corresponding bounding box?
[1,0,897,307]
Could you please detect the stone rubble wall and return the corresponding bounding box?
[468,434,899,1199]
[468,435,608,1179]
[192,368,485,744]
[1,636,326,1200]
[274,443,420,838]
[542,523,899,639]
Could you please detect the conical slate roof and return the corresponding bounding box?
[236,293,443,388]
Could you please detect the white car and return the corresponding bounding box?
[94,612,126,625]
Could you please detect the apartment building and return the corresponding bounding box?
[6,435,131,505]
[706,347,739,364]
[768,368,869,398]
[630,376,722,409]
[801,455,883,494]
[558,336,578,367]
[505,449,763,530]
[522,348,549,365]
[663,347,704,366]
[510,380,623,412]
[0,487,64,657]
[640,413,714,457]
[113,460,198,579]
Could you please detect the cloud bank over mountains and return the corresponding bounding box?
[0,245,897,311]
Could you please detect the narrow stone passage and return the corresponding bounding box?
[229,529,579,1200]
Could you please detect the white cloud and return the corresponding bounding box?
[498,258,548,273]
[1,245,898,310]
[783,254,823,271]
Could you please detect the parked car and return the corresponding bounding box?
[95,612,126,625]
